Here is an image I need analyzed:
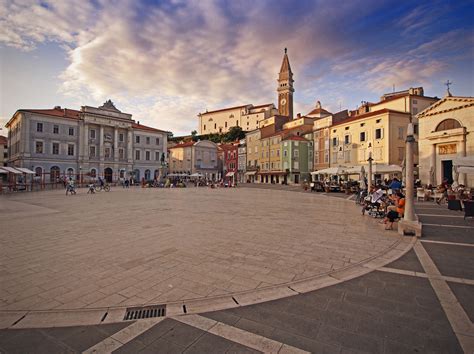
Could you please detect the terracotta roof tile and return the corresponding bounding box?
[283,135,309,142]
[20,108,81,120]
[131,122,168,133]
[169,141,195,149]
[332,109,410,126]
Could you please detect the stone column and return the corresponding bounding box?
[430,144,436,185]
[99,126,105,160]
[459,135,467,185]
[398,123,421,237]
[114,127,119,160]
[127,129,133,163]
[23,115,31,154]
[367,152,373,192]
[83,123,89,160]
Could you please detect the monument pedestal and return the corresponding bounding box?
[398,219,422,237]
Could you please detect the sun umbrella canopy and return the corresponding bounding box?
[311,167,346,175]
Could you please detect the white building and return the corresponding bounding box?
[5,100,168,183]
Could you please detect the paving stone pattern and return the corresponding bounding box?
[203,270,462,353]
[422,242,474,280]
[385,249,425,273]
[0,188,399,311]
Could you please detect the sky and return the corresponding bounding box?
[0,0,473,135]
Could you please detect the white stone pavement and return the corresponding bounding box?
[0,187,407,318]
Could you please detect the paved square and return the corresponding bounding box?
[0,188,402,312]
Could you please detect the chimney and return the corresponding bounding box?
[54,106,61,110]
[297,113,301,118]
[137,121,140,125]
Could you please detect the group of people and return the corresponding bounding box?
[364,181,405,230]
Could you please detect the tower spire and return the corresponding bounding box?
[277,48,294,119]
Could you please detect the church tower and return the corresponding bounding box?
[277,48,294,119]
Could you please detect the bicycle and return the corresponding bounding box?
[95,183,111,192]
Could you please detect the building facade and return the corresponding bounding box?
[5,101,168,182]
[197,104,277,135]
[168,140,219,179]
[281,136,311,184]
[0,136,7,166]
[417,95,474,187]
[245,129,260,182]
[237,139,246,183]
[222,143,239,184]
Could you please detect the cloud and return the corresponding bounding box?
[1,0,472,134]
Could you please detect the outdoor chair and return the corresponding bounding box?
[463,200,474,220]
[416,188,426,202]
[432,192,443,203]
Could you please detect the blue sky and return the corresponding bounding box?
[0,0,473,135]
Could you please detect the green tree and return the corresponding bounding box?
[191,130,198,142]
[224,126,245,142]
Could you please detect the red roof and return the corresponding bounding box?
[200,104,249,115]
[283,135,309,142]
[332,109,410,127]
[19,108,81,120]
[0,135,7,144]
[131,122,167,133]
[169,141,195,149]
[376,93,438,105]
[252,103,273,109]
[307,107,331,116]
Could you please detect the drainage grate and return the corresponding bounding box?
[124,304,166,321]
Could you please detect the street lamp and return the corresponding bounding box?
[367,152,373,192]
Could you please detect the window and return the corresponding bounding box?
[413,99,418,104]
[67,144,74,156]
[294,161,299,169]
[413,108,418,114]
[35,141,43,153]
[375,128,382,139]
[90,169,96,178]
[37,123,43,132]
[344,151,351,163]
[146,137,150,144]
[52,143,59,155]
[105,147,111,158]
[435,119,461,131]
[398,127,404,140]
[90,146,96,157]
[203,124,206,131]
[155,151,160,161]
[68,127,74,136]
[135,150,140,160]
[398,147,404,160]
[53,125,59,134]
[344,135,350,144]
[119,148,124,159]
[294,150,299,157]
[332,137,338,146]
[35,167,42,177]
[360,123,365,127]
[135,136,140,144]
[376,119,381,123]
[360,132,366,142]
[156,138,160,145]
[225,122,227,128]
[236,120,238,126]
[283,150,287,157]
[414,124,419,135]
[90,129,96,139]
[214,123,217,129]
[146,151,150,160]
[119,133,124,142]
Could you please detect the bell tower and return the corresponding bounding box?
[277,48,294,119]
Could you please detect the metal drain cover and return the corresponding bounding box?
[124,304,166,320]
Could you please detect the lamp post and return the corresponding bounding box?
[404,123,416,222]
[367,152,373,192]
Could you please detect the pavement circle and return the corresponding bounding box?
[0,188,414,327]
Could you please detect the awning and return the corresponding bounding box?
[225,171,235,177]
[0,167,9,174]
[245,171,257,176]
[2,167,23,174]
[371,164,402,174]
[311,167,346,175]
[345,166,363,174]
[14,167,35,174]
[190,173,203,177]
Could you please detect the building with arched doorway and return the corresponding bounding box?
[5,100,168,183]
[418,94,474,187]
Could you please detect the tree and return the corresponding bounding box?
[191,130,198,142]
[224,126,245,142]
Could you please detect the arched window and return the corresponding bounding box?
[435,119,461,132]
[145,169,151,180]
[35,167,42,177]
[67,168,74,177]
[90,168,97,178]
[50,166,60,182]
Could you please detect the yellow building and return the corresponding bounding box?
[244,129,261,182]
[330,109,411,174]
[168,140,219,179]
[258,131,284,183]
[197,103,277,135]
[417,94,474,187]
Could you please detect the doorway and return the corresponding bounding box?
[104,167,113,183]
[442,160,453,184]
[294,174,300,184]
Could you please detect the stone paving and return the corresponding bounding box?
[1,186,473,353]
[0,187,401,313]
